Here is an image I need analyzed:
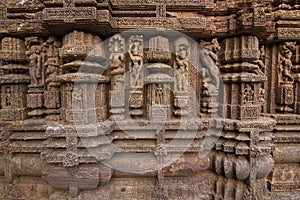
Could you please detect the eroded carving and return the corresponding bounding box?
[129,35,143,88]
[0,2,299,199]
[25,37,44,87]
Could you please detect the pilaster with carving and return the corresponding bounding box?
[276,42,296,113]
[43,36,62,120]
[128,35,144,118]
[25,36,46,118]
[173,37,190,117]
[109,34,126,120]
[41,30,112,197]
[219,35,275,199]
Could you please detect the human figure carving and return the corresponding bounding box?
[72,86,84,110]
[174,43,189,91]
[5,87,12,107]
[253,46,266,76]
[280,42,295,83]
[155,84,164,105]
[27,45,43,86]
[129,42,143,87]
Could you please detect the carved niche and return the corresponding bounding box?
[58,30,109,124]
[276,42,296,113]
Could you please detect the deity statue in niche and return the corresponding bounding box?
[243,84,255,104]
[200,38,221,93]
[27,45,43,86]
[129,36,143,87]
[154,84,164,105]
[72,86,84,110]
[25,37,45,87]
[174,38,189,92]
[5,87,12,107]
[280,42,295,83]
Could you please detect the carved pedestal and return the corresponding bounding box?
[276,82,294,112]
[173,91,189,117]
[0,76,30,121]
[44,83,61,121]
[129,90,143,117]
[200,89,219,114]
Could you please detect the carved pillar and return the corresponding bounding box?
[128,35,144,118]
[0,37,30,121]
[58,30,108,124]
[219,35,274,199]
[220,35,266,120]
[41,30,112,198]
[108,34,126,120]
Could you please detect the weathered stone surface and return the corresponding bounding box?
[0,0,299,199]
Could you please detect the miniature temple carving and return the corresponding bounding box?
[0,1,299,199]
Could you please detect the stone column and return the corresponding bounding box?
[41,30,112,198]
[219,35,275,199]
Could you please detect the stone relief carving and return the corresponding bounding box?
[200,38,221,93]
[0,1,299,199]
[25,37,44,87]
[129,35,143,88]
[279,42,295,83]
[243,84,255,104]
[108,34,125,90]
[44,36,61,86]
[277,41,296,113]
[4,86,12,107]
[174,37,189,92]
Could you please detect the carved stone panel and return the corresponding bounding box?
[0,1,299,200]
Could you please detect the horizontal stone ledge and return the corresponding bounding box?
[273,144,300,163]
